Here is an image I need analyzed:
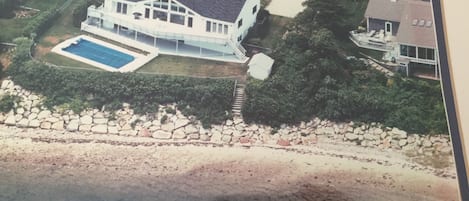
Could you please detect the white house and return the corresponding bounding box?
[81,0,260,63]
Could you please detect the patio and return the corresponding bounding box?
[349,30,396,52]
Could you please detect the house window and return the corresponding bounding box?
[154,10,168,21]
[253,5,257,14]
[408,46,416,58]
[145,8,150,18]
[238,19,243,28]
[206,21,211,32]
[116,2,121,13]
[427,48,435,60]
[224,25,228,35]
[400,44,416,58]
[418,47,435,61]
[171,1,186,13]
[218,24,223,33]
[122,4,127,14]
[188,17,193,28]
[153,0,169,9]
[400,45,408,57]
[170,14,185,25]
[212,22,217,32]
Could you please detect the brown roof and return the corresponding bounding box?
[365,0,405,22]
[396,0,436,48]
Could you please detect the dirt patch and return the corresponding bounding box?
[33,45,53,58]
[14,8,39,19]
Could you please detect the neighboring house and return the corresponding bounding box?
[81,0,260,63]
[350,0,439,80]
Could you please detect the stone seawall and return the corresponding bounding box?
[0,79,452,156]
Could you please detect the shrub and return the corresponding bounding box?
[22,6,61,38]
[0,0,19,18]
[160,115,168,124]
[7,58,234,126]
[0,95,20,113]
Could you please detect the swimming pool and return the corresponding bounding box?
[62,39,135,68]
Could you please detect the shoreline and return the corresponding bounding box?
[0,125,460,201]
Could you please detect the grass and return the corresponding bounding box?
[0,0,66,42]
[41,53,98,70]
[137,55,246,78]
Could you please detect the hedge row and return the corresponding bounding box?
[8,38,235,127]
[22,5,61,38]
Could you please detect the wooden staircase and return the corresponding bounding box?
[232,83,246,116]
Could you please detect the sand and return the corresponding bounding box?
[265,0,306,18]
[0,126,460,201]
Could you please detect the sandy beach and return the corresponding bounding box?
[0,126,460,201]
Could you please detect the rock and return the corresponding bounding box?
[138,128,151,137]
[37,110,52,120]
[17,119,29,128]
[4,115,16,126]
[40,122,52,129]
[423,139,433,148]
[161,123,175,132]
[66,120,79,132]
[187,133,200,140]
[91,125,108,134]
[108,126,119,135]
[363,133,374,141]
[93,118,108,125]
[46,117,60,123]
[80,115,93,125]
[211,132,222,143]
[345,133,359,141]
[173,129,187,139]
[399,139,408,147]
[28,119,40,128]
[1,80,12,89]
[79,124,91,132]
[51,121,65,131]
[28,113,38,121]
[200,134,210,141]
[152,131,172,139]
[391,128,407,139]
[277,139,291,146]
[239,137,252,144]
[16,107,25,115]
[174,119,190,129]
[184,125,198,134]
[225,119,233,126]
[221,135,232,143]
[222,129,234,135]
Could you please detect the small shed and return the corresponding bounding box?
[247,53,274,80]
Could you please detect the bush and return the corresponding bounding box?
[7,58,234,126]
[22,6,61,38]
[0,95,20,113]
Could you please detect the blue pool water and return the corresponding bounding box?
[62,39,135,68]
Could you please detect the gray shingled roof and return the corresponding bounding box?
[365,0,405,21]
[396,1,436,48]
[176,0,247,23]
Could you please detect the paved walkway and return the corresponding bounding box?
[265,0,306,18]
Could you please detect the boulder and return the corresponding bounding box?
[211,132,222,143]
[174,119,190,129]
[200,134,210,141]
[221,135,232,143]
[184,125,198,134]
[4,115,16,126]
[93,118,108,125]
[138,128,151,137]
[277,139,291,146]
[187,133,200,140]
[108,126,119,135]
[391,128,407,139]
[16,107,25,115]
[28,113,38,121]
[17,119,29,128]
[398,139,408,147]
[40,122,52,130]
[37,110,52,120]
[161,123,175,132]
[80,115,93,125]
[79,124,91,132]
[173,129,187,139]
[51,121,65,131]
[91,125,108,134]
[345,133,359,141]
[28,119,40,128]
[66,120,80,132]
[152,130,172,139]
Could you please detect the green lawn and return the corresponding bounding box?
[0,0,66,42]
[137,55,246,78]
[41,53,98,70]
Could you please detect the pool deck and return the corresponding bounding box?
[51,35,157,72]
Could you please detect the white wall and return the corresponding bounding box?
[232,0,260,43]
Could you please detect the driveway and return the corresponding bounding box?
[265,0,306,18]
